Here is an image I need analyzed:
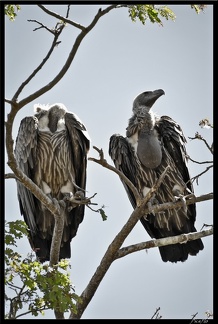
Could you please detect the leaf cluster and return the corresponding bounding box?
[4,5,21,21]
[128,5,176,26]
[191,5,207,14]
[5,221,80,318]
[5,220,28,267]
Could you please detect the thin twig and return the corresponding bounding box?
[189,133,213,154]
[189,165,213,186]
[187,154,213,165]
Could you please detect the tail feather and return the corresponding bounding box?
[159,239,204,263]
[140,213,204,263]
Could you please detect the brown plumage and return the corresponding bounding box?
[15,103,90,262]
[109,89,204,262]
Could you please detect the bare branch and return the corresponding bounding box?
[28,19,58,34]
[137,192,213,215]
[12,21,65,103]
[49,201,64,266]
[189,132,213,154]
[189,165,213,186]
[5,98,14,105]
[187,154,213,165]
[5,173,17,180]
[38,4,86,31]
[115,227,213,260]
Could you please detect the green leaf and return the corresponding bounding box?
[5,5,21,21]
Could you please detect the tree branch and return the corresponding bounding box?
[115,227,213,260]
[189,132,213,154]
[38,4,86,31]
[49,201,65,266]
[5,173,17,180]
[190,165,213,185]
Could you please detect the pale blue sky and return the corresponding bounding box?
[5,4,213,319]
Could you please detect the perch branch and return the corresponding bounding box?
[115,227,213,259]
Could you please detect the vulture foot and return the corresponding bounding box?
[147,195,164,216]
[52,197,66,213]
[63,191,86,211]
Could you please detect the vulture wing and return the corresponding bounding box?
[64,112,90,238]
[14,116,39,236]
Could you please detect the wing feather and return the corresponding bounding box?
[156,115,196,217]
[65,112,90,236]
[109,134,138,208]
[14,116,38,233]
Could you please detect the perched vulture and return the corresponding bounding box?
[109,89,204,262]
[14,103,90,263]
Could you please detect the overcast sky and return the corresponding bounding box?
[5,4,213,320]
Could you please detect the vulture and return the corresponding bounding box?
[14,103,90,263]
[109,89,204,262]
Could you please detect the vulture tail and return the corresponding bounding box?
[29,235,71,263]
[159,239,204,263]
